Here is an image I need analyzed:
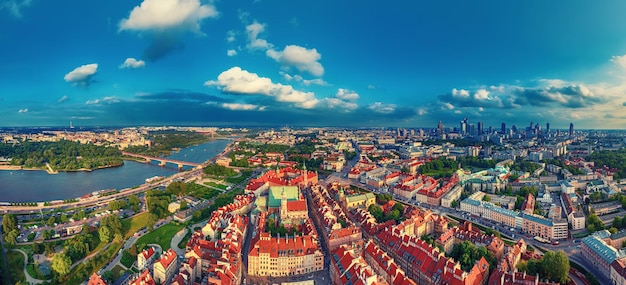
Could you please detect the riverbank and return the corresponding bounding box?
[0,163,124,174]
[0,139,233,203]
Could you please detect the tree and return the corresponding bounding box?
[99,225,112,243]
[4,229,19,245]
[60,213,68,224]
[483,195,491,202]
[610,227,619,234]
[542,251,570,284]
[51,252,71,277]
[2,214,17,233]
[109,200,121,211]
[129,194,140,206]
[42,229,52,240]
[147,213,158,230]
[47,216,56,227]
[614,216,623,229]
[32,242,42,254]
[166,181,187,197]
[180,200,188,210]
[102,271,115,282]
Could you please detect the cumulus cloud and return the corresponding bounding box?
[205,66,319,109]
[452,88,469,98]
[18,108,28,113]
[64,63,98,86]
[221,103,264,111]
[335,89,359,101]
[58,95,69,103]
[611,54,626,69]
[282,72,328,86]
[85,96,120,105]
[226,30,237,42]
[320,89,360,111]
[266,45,324,76]
[513,82,602,108]
[227,49,237,56]
[119,58,146,69]
[245,22,271,50]
[368,102,396,114]
[0,0,31,18]
[119,0,219,61]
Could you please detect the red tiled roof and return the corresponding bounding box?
[286,200,307,212]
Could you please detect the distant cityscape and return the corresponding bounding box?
[2,123,626,285]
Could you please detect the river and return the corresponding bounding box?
[0,139,230,202]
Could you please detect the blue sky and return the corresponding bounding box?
[2,0,626,129]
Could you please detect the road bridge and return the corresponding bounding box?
[121,151,201,169]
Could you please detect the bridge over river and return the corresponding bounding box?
[121,151,202,169]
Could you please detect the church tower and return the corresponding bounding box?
[280,187,288,221]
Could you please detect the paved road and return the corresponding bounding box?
[170,228,188,256]
[12,249,45,284]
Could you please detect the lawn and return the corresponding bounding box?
[205,181,228,190]
[6,250,26,283]
[122,212,151,238]
[136,223,184,251]
[188,184,221,200]
[225,170,252,184]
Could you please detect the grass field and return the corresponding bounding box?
[225,170,252,184]
[122,212,150,238]
[6,250,25,283]
[136,223,184,251]
[205,181,228,190]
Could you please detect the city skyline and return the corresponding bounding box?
[3,1,626,128]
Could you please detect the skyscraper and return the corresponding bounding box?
[501,122,506,134]
[460,118,468,135]
[546,122,550,134]
[438,121,444,135]
[477,121,483,136]
[569,123,574,138]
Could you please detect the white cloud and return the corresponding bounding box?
[281,72,328,86]
[267,45,324,76]
[119,58,146,69]
[58,95,69,103]
[417,108,428,115]
[443,102,455,110]
[227,49,237,56]
[64,63,98,86]
[367,84,376,89]
[323,98,358,111]
[246,22,271,50]
[452,88,470,98]
[18,108,28,113]
[368,102,396,114]
[226,30,237,42]
[335,89,359,101]
[119,0,218,32]
[205,66,319,109]
[85,96,120,105]
[474,89,489,100]
[611,54,626,69]
[221,103,263,111]
[0,0,31,18]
